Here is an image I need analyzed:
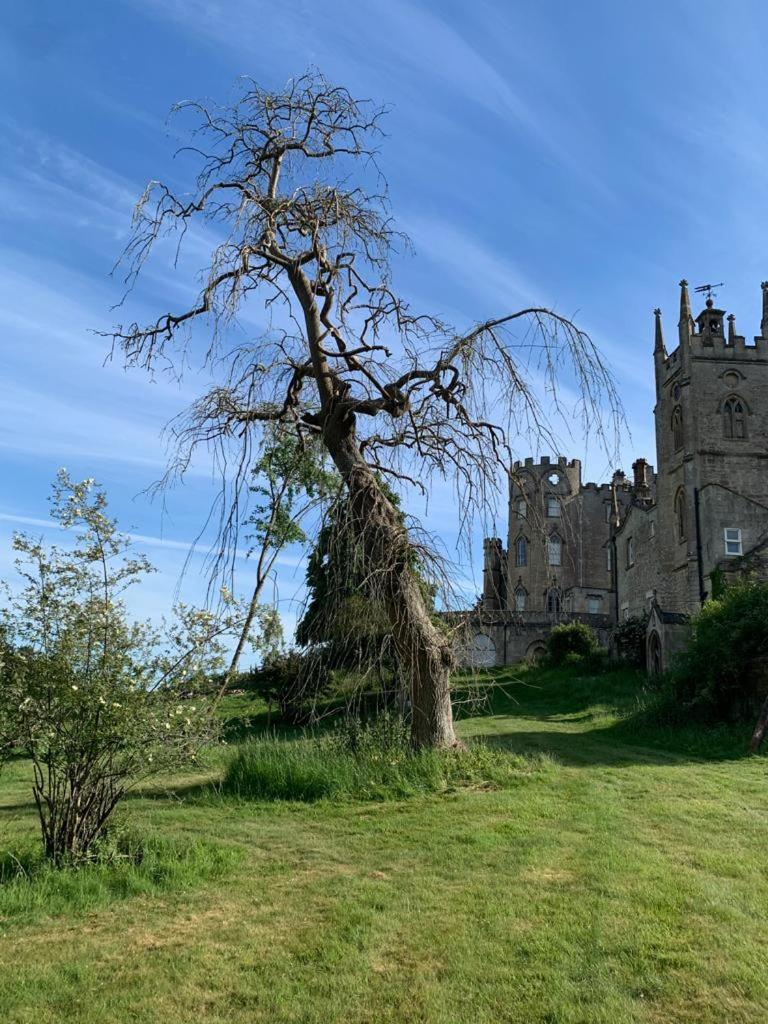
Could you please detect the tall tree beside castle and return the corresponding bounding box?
[108,72,618,747]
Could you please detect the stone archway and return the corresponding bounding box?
[526,641,547,665]
[470,633,496,668]
[647,630,662,675]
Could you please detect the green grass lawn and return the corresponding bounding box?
[1,665,767,1023]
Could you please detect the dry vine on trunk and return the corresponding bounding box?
[108,71,621,748]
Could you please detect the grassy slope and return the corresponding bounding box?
[1,666,767,1024]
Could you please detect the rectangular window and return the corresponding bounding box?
[605,503,612,523]
[587,596,602,614]
[547,536,562,566]
[724,527,742,557]
[547,497,560,518]
[606,546,612,571]
[516,499,527,519]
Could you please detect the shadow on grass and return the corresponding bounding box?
[487,721,758,767]
[0,799,38,813]
[461,665,756,766]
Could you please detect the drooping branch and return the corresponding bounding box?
[105,69,624,747]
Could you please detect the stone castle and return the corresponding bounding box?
[470,280,768,670]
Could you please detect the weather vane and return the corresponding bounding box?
[694,282,724,303]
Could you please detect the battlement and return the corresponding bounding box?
[582,481,615,494]
[660,334,768,383]
[690,332,768,360]
[657,281,768,377]
[512,456,581,472]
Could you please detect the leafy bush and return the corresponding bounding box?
[546,622,599,667]
[223,713,551,803]
[243,649,333,725]
[0,473,247,864]
[611,613,648,667]
[670,580,768,721]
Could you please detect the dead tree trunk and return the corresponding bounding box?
[323,417,457,749]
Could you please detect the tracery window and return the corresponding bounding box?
[547,589,561,614]
[514,588,526,612]
[723,397,746,439]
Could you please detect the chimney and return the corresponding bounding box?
[632,458,651,497]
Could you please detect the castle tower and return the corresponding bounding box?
[652,281,768,610]
[505,455,619,617]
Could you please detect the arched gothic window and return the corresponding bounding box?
[515,535,527,567]
[674,489,687,543]
[671,405,683,451]
[547,533,562,566]
[547,588,561,614]
[514,587,526,612]
[723,396,746,439]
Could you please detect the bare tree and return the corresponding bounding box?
[109,71,620,748]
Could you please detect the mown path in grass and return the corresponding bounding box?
[1,667,767,1023]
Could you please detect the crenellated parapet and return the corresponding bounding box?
[655,281,768,388]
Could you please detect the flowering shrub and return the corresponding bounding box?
[0,472,256,864]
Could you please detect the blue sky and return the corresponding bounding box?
[2,0,768,640]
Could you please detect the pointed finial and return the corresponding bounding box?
[761,282,768,337]
[679,279,693,344]
[727,313,736,344]
[653,308,666,356]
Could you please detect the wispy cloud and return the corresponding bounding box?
[0,511,304,569]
